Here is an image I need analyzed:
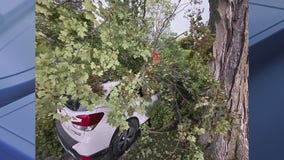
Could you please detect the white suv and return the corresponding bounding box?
[55,81,158,160]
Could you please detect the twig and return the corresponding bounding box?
[152,0,182,50]
[148,130,168,134]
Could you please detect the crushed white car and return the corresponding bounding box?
[55,81,158,160]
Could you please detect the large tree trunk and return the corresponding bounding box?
[207,0,249,160]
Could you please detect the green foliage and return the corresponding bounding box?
[146,100,175,129]
[179,12,215,63]
[36,107,62,159]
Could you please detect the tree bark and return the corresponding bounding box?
[207,0,249,160]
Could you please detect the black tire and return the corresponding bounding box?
[112,118,139,157]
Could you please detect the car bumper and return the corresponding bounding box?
[55,120,110,159]
[55,120,81,159]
